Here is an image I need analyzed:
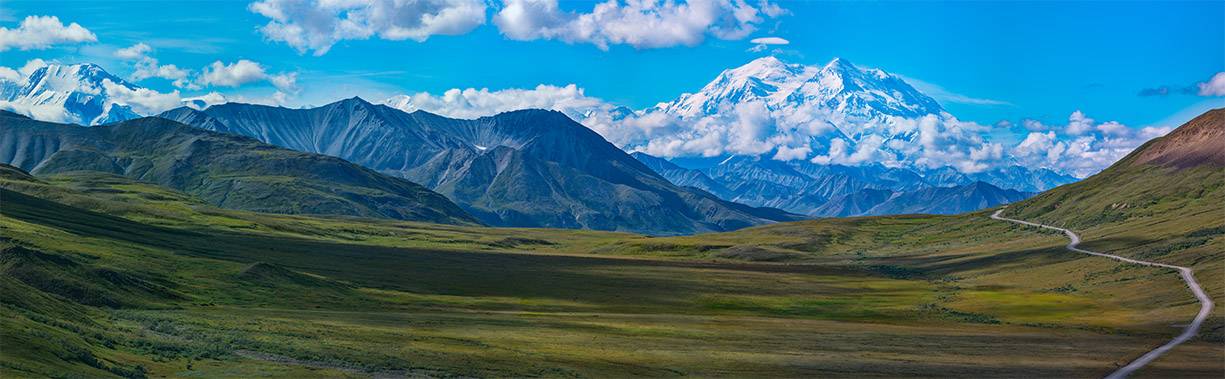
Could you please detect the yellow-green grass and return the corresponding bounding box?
[1,169,1222,377]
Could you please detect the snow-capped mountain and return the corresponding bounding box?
[0,63,222,126]
[0,63,144,126]
[652,56,946,145]
[626,56,1079,213]
[659,56,943,121]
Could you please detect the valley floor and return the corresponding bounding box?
[1,170,1222,378]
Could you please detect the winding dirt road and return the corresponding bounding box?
[990,209,1214,379]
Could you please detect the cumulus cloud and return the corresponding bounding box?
[1064,110,1094,135]
[133,60,194,88]
[0,15,96,51]
[200,60,267,87]
[494,0,785,50]
[1196,72,1225,96]
[249,0,487,55]
[101,79,183,115]
[0,58,49,85]
[113,45,295,92]
[1009,110,1171,177]
[385,83,612,118]
[200,60,297,91]
[19,58,48,77]
[0,66,20,82]
[114,43,152,59]
[114,43,197,89]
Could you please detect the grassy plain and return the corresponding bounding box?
[1,168,1221,378]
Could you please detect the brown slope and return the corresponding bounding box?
[1129,108,1225,169]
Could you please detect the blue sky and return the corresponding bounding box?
[4,1,1221,129]
[2,1,1222,176]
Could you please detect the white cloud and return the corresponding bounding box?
[812,135,893,166]
[133,60,194,88]
[772,144,809,161]
[269,72,298,92]
[1020,118,1048,132]
[1095,121,1128,137]
[1196,72,1225,96]
[199,59,297,91]
[101,79,183,115]
[249,0,487,56]
[0,66,20,82]
[747,36,787,53]
[385,83,612,118]
[749,36,787,45]
[1009,110,1171,177]
[114,43,152,59]
[493,0,785,50]
[115,43,197,89]
[0,101,74,123]
[19,58,48,77]
[200,60,267,87]
[0,15,96,51]
[114,46,293,91]
[226,90,292,107]
[182,92,229,110]
[1064,110,1094,135]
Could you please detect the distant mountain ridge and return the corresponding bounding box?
[0,63,143,126]
[159,98,801,235]
[632,152,1060,217]
[0,111,477,225]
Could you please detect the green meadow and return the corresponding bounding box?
[2,167,1222,378]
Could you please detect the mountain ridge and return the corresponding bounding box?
[0,110,478,225]
[159,99,801,235]
[632,151,1056,217]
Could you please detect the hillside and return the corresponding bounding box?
[159,98,801,235]
[0,111,476,225]
[2,159,1221,378]
[593,109,1225,376]
[1130,109,1225,168]
[1006,108,1225,228]
[860,182,1032,216]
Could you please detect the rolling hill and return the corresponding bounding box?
[0,111,476,225]
[159,98,801,235]
[0,101,1219,378]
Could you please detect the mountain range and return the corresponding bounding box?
[610,56,1076,216]
[632,151,1046,217]
[157,98,801,235]
[0,110,476,225]
[0,60,1078,231]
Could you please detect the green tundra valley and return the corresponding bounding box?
[1,110,1222,377]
